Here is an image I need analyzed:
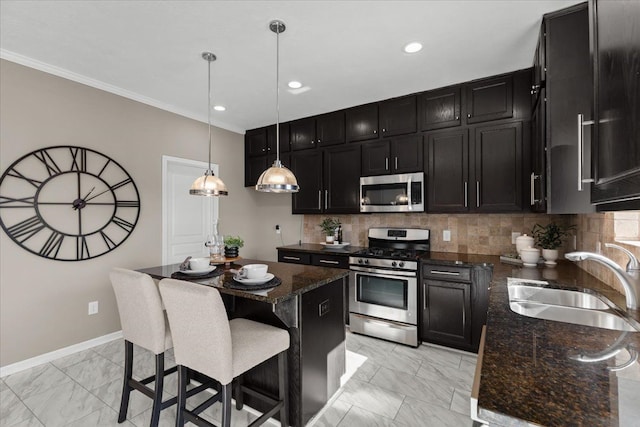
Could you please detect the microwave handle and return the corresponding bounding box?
[407,175,412,210]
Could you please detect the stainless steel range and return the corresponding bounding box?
[349,227,430,347]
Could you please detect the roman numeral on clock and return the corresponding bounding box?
[34,150,62,176]
[40,231,64,258]
[7,216,45,242]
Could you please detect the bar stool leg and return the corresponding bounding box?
[234,376,244,410]
[221,383,232,427]
[278,351,289,427]
[150,353,165,427]
[118,340,134,423]
[176,365,188,427]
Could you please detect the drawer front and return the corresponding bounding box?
[278,251,311,265]
[311,253,349,269]
[422,264,471,282]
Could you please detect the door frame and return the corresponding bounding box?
[161,155,219,265]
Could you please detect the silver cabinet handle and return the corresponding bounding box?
[430,270,461,276]
[476,181,480,208]
[395,157,398,170]
[577,113,595,191]
[423,283,427,310]
[455,116,459,120]
[324,190,328,208]
[382,128,386,133]
[319,259,340,265]
[318,190,321,209]
[373,130,377,134]
[467,113,471,118]
[283,256,301,261]
[464,182,468,208]
[530,172,535,205]
[318,139,321,143]
[385,157,389,170]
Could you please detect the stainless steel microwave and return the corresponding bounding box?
[360,172,425,213]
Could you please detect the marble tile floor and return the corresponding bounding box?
[1,330,477,427]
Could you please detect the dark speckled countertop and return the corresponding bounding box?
[277,243,366,255]
[466,256,640,427]
[138,258,349,304]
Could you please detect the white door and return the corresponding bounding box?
[162,156,219,265]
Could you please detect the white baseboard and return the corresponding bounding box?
[0,330,123,378]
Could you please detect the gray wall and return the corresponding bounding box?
[0,59,302,365]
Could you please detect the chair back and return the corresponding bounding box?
[159,279,233,384]
[110,268,168,354]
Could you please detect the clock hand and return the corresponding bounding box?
[72,186,96,210]
[84,187,113,203]
[82,186,96,200]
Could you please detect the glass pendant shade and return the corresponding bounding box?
[255,159,299,193]
[190,171,229,196]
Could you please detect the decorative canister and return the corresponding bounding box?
[515,234,535,255]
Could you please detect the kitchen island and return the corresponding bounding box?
[476,259,640,426]
[138,259,349,427]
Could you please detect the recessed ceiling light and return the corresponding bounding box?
[403,42,423,54]
[288,81,302,89]
[214,105,226,111]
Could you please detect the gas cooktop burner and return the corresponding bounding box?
[353,247,423,260]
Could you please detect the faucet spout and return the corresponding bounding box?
[565,251,640,310]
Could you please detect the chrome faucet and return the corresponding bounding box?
[565,243,640,310]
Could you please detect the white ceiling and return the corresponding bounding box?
[0,0,582,134]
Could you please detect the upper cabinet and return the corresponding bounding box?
[316,111,346,147]
[246,128,268,157]
[267,123,291,154]
[466,75,514,124]
[420,86,462,131]
[590,0,640,210]
[290,117,317,151]
[346,103,379,142]
[361,135,423,176]
[379,96,417,137]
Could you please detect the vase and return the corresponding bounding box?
[542,249,559,266]
[325,235,335,243]
[225,246,239,259]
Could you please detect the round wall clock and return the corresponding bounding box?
[0,146,141,261]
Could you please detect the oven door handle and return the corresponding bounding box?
[351,266,417,278]
[352,313,414,330]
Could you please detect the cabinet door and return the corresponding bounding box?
[245,128,268,157]
[531,22,545,108]
[317,111,345,147]
[473,122,523,212]
[346,104,379,142]
[379,96,417,137]
[591,0,640,208]
[278,250,311,265]
[422,280,472,349]
[391,134,423,174]
[267,123,290,153]
[420,86,461,131]
[531,93,546,212]
[427,129,469,212]
[245,156,267,187]
[466,75,514,124]
[324,145,361,213]
[291,150,323,214]
[291,117,317,151]
[361,140,390,176]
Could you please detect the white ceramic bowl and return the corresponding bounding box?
[515,234,535,255]
[519,248,540,266]
[241,264,268,279]
[189,257,211,271]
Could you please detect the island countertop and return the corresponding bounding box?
[138,258,349,304]
[477,258,640,426]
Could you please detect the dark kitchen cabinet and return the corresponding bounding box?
[422,264,472,351]
[246,128,268,157]
[291,146,360,214]
[362,135,423,176]
[346,104,379,142]
[590,0,640,209]
[267,123,291,153]
[291,117,317,151]
[466,75,513,124]
[245,156,267,187]
[474,122,523,212]
[427,128,469,212]
[531,91,546,212]
[379,96,417,137]
[420,86,461,131]
[316,111,345,147]
[531,20,546,108]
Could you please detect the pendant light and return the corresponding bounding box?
[190,52,229,196]
[255,20,300,193]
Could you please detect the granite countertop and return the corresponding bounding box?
[475,257,640,426]
[138,258,349,304]
[277,243,366,256]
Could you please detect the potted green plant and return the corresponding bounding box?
[223,235,244,259]
[319,217,341,243]
[531,223,576,265]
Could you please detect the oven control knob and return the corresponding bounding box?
[399,261,405,268]
[364,259,369,265]
[391,261,397,267]
[358,258,363,264]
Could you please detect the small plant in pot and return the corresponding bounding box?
[531,223,576,266]
[319,217,341,243]
[223,235,244,259]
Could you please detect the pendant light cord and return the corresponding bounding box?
[207,57,213,173]
[275,23,281,163]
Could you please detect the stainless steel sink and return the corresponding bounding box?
[508,284,609,309]
[507,281,640,332]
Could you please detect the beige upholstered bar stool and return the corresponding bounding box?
[110,268,178,426]
[159,278,290,427]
